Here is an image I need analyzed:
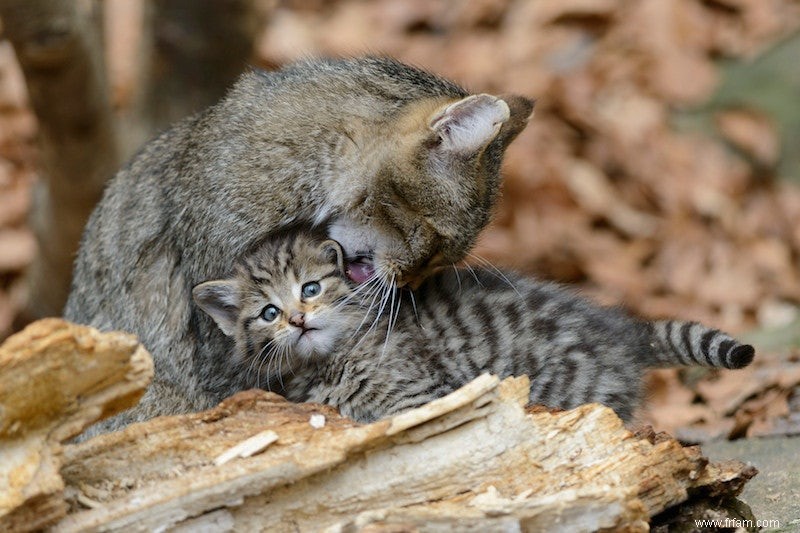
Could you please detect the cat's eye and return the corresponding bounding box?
[301,281,321,298]
[261,304,280,322]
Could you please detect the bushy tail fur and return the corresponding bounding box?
[649,320,755,369]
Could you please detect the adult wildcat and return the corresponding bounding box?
[194,232,755,423]
[65,57,533,435]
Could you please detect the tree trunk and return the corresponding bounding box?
[0,0,121,324]
[127,0,259,153]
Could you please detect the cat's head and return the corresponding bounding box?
[329,92,534,288]
[192,234,359,367]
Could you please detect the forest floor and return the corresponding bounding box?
[705,435,800,531]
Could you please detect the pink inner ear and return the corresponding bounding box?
[346,262,375,284]
[431,94,510,154]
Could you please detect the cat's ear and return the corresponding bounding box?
[192,280,240,337]
[495,94,535,148]
[319,239,345,272]
[428,94,533,154]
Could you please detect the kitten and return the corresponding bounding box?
[194,232,755,423]
[65,57,533,435]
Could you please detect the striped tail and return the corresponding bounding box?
[649,320,755,369]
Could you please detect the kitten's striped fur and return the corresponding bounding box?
[194,233,755,423]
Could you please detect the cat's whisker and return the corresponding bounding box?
[331,275,381,310]
[351,268,394,356]
[374,268,395,323]
[352,276,386,336]
[365,273,391,336]
[379,276,399,365]
[408,288,423,329]
[463,262,484,288]
[380,282,402,366]
[340,276,384,310]
[467,252,521,296]
[452,264,463,294]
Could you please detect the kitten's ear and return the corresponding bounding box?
[428,94,533,154]
[319,239,345,272]
[192,280,240,337]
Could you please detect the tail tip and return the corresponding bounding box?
[728,344,755,369]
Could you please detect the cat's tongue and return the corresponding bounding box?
[346,260,375,284]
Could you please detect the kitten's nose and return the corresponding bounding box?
[288,312,305,328]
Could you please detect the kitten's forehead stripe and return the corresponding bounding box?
[317,269,340,281]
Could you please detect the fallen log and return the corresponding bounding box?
[0,319,756,532]
[0,319,153,532]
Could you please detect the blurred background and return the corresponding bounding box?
[1,0,800,440]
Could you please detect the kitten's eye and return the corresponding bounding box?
[301,281,321,298]
[261,304,280,322]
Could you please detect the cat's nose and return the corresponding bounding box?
[288,312,305,328]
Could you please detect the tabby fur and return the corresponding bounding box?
[66,57,532,435]
[194,232,755,423]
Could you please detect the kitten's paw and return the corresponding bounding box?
[430,94,510,154]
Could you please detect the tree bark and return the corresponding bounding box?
[0,0,121,324]
[127,0,259,153]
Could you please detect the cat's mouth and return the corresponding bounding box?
[345,255,375,284]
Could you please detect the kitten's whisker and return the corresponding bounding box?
[254,332,289,391]
[261,343,281,390]
[255,344,272,390]
[467,252,520,296]
[286,346,297,377]
[251,338,279,388]
[280,344,292,384]
[274,344,287,390]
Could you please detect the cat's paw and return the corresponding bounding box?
[430,94,511,154]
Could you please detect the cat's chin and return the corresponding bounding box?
[328,216,383,283]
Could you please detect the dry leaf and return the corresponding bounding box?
[715,107,780,166]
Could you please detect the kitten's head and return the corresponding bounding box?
[330,91,534,288]
[192,234,359,367]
